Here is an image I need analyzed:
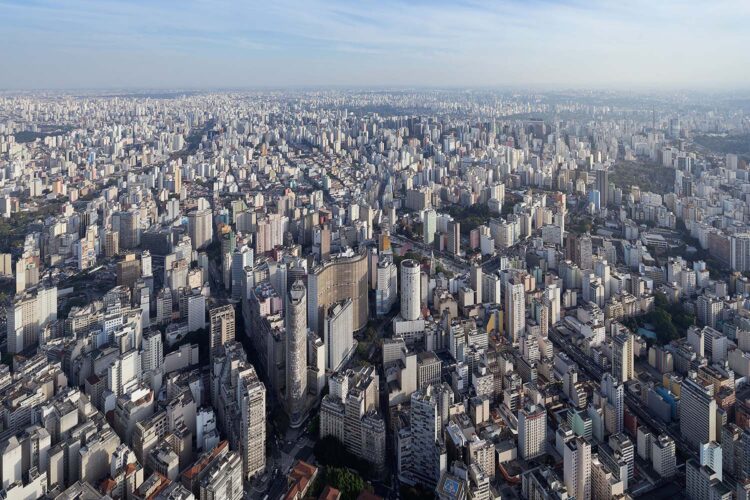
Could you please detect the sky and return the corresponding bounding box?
[1,0,749,90]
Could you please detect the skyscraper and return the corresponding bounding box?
[118,209,141,249]
[612,332,634,383]
[307,251,369,333]
[577,233,593,271]
[518,404,547,460]
[398,385,448,488]
[596,169,609,207]
[423,209,437,246]
[400,259,421,321]
[600,372,624,435]
[189,198,213,250]
[564,437,592,500]
[447,220,460,256]
[209,304,235,359]
[323,299,354,372]
[239,363,266,479]
[681,375,718,451]
[470,265,483,304]
[7,286,58,353]
[376,257,398,316]
[286,280,308,428]
[505,280,525,344]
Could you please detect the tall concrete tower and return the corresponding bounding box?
[505,280,525,344]
[400,259,421,321]
[286,279,308,427]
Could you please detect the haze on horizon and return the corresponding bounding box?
[2,0,749,91]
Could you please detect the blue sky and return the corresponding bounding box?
[1,0,748,90]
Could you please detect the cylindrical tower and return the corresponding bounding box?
[400,259,421,321]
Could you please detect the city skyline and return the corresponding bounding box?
[2,0,750,90]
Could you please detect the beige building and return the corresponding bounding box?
[307,250,368,333]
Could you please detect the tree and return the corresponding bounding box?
[325,467,367,500]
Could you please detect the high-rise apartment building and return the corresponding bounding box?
[518,404,547,460]
[307,251,368,333]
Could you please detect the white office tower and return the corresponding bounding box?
[564,437,592,500]
[700,442,723,481]
[504,281,525,344]
[612,332,634,383]
[400,259,421,321]
[141,330,163,373]
[600,373,624,435]
[518,404,547,460]
[376,257,398,316]
[681,375,718,451]
[324,299,354,372]
[286,280,308,427]
[141,250,153,278]
[423,209,437,245]
[231,246,254,300]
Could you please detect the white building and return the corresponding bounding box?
[518,404,547,460]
